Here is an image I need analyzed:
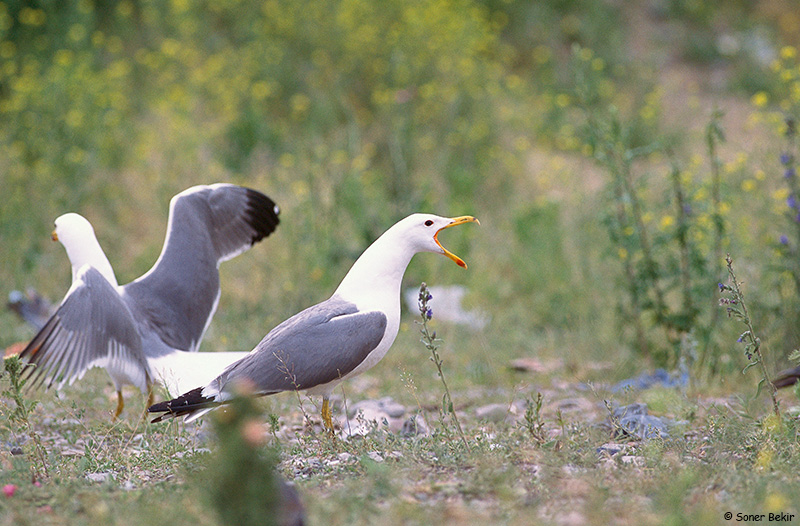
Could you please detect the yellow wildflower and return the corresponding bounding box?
[755,447,773,470]
[774,188,790,201]
[780,46,797,60]
[765,492,787,513]
[751,91,769,108]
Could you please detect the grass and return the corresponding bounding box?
[2,329,800,525]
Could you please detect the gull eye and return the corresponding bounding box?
[424,220,434,227]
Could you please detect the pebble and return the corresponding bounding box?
[348,397,406,419]
[366,451,384,463]
[337,452,356,463]
[475,403,511,423]
[400,414,429,437]
[85,472,114,483]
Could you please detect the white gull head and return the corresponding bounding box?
[334,213,478,317]
[53,212,118,286]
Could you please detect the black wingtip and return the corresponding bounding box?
[244,188,280,245]
[148,386,218,422]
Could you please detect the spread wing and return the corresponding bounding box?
[123,184,280,353]
[19,266,148,391]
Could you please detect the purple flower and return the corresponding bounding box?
[718,282,725,291]
[683,204,692,215]
[789,195,797,209]
[426,307,433,320]
[737,336,743,343]
[795,212,800,223]
[787,167,797,179]
[427,293,433,301]
[781,153,792,165]
[781,235,789,245]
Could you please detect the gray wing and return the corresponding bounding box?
[19,267,148,391]
[123,184,280,354]
[213,297,387,395]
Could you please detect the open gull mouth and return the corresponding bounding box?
[434,216,479,268]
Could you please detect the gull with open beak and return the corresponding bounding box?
[149,213,479,429]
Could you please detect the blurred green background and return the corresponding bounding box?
[2,0,800,391]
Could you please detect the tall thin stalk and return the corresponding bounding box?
[417,283,470,451]
[707,108,726,322]
[719,255,780,419]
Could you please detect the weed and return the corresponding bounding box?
[570,45,725,366]
[416,282,469,452]
[1,356,48,480]
[520,392,547,445]
[718,255,781,419]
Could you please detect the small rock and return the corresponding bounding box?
[86,472,114,483]
[475,403,512,423]
[610,368,689,392]
[366,451,384,463]
[341,409,391,438]
[620,455,644,466]
[611,403,672,440]
[509,357,563,373]
[400,414,429,437]
[596,443,628,458]
[337,452,356,463]
[347,397,406,419]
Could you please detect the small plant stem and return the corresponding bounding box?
[723,256,780,419]
[707,109,725,322]
[606,141,650,357]
[669,161,694,323]
[417,283,470,451]
[2,356,49,479]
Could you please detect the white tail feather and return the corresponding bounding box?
[148,350,248,397]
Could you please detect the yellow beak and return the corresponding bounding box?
[434,216,480,269]
[51,230,58,242]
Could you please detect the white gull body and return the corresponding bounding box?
[149,213,478,428]
[20,184,280,417]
